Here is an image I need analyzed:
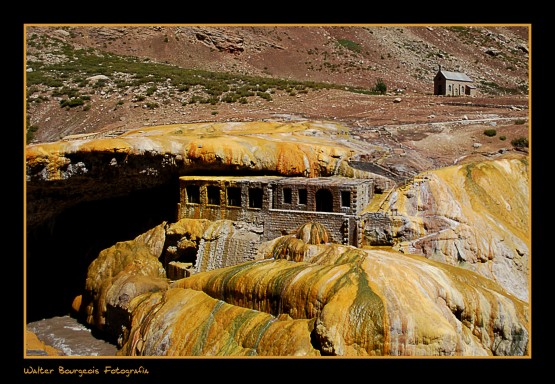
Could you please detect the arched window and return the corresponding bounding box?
[315,189,334,212]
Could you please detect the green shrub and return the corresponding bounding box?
[499,135,507,141]
[373,78,387,95]
[336,39,362,53]
[145,102,159,109]
[258,92,272,101]
[146,86,157,96]
[60,98,85,108]
[26,124,39,143]
[483,129,497,137]
[511,137,529,148]
[514,119,526,125]
[92,79,107,88]
[189,95,204,104]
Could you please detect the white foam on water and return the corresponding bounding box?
[27,315,117,356]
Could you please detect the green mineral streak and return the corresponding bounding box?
[334,248,367,265]
[213,261,256,301]
[264,262,309,315]
[347,266,385,355]
[463,163,498,210]
[210,309,263,356]
[249,317,277,352]
[312,246,366,266]
[196,259,353,319]
[190,299,225,355]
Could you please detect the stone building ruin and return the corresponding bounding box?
[167,175,394,278]
[178,176,377,246]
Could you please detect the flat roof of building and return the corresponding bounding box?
[179,175,373,186]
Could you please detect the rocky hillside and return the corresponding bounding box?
[25,25,529,143]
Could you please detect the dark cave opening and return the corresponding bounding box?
[25,180,180,323]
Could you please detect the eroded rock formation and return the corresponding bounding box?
[114,234,528,356]
[76,212,528,356]
[79,217,267,342]
[26,120,530,357]
[26,121,389,229]
[78,223,170,339]
[364,155,530,301]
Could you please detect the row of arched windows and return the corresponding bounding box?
[186,184,352,213]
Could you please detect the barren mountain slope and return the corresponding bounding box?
[25,25,529,145]
[56,25,529,92]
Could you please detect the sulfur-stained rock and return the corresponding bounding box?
[165,218,211,241]
[70,294,82,316]
[295,221,330,244]
[161,241,528,356]
[104,266,169,344]
[26,121,388,229]
[119,288,320,356]
[81,223,169,336]
[81,215,528,356]
[374,156,530,301]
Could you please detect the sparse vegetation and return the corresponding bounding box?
[60,98,85,108]
[25,34,378,112]
[479,80,528,96]
[372,78,387,95]
[26,123,39,144]
[483,129,497,137]
[511,137,529,148]
[336,39,362,53]
[25,27,530,148]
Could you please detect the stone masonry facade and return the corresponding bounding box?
[177,176,377,247]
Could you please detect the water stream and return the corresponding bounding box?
[27,316,118,356]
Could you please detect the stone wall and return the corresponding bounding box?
[195,220,263,272]
[264,209,357,245]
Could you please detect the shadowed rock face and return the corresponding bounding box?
[79,223,170,339]
[368,156,530,301]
